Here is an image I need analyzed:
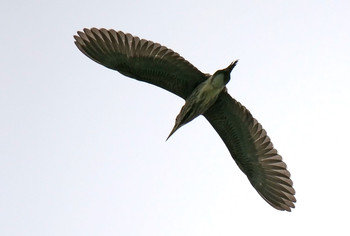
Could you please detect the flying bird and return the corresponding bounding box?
[74,28,296,211]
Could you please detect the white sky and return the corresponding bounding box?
[1,0,350,235]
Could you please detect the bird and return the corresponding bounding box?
[74,28,296,211]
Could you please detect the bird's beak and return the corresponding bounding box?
[225,60,239,73]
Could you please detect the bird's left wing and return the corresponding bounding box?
[74,28,208,99]
[204,92,296,211]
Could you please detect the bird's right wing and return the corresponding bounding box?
[204,92,296,211]
[74,28,208,99]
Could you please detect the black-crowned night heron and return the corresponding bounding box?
[74,28,296,211]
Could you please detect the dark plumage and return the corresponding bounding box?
[74,28,296,211]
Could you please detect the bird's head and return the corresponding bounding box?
[210,60,238,87]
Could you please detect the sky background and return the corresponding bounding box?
[1,0,350,235]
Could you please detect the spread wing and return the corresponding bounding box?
[74,28,295,211]
[74,28,208,99]
[204,92,296,211]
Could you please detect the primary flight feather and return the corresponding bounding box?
[74,28,296,211]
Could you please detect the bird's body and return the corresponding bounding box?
[167,62,237,140]
[74,28,296,211]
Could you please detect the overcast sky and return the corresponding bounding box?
[1,0,350,235]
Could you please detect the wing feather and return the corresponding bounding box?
[74,28,208,99]
[204,92,296,211]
